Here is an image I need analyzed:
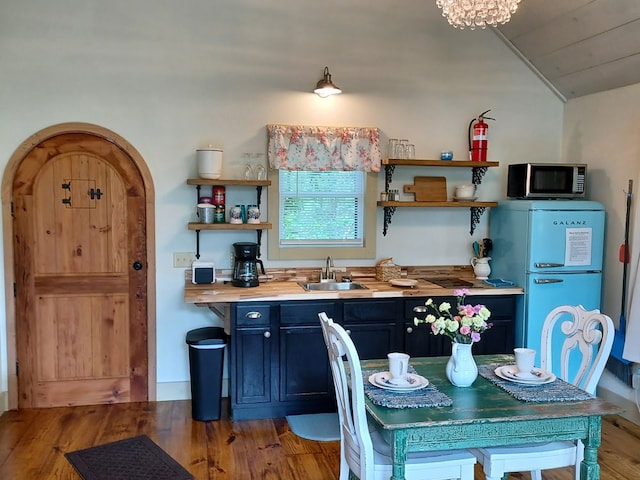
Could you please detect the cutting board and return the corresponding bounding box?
[403,176,447,202]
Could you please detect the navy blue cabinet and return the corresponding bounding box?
[230,295,515,420]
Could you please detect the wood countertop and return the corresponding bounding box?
[184,265,523,305]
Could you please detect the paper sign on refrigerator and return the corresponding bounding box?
[565,228,592,266]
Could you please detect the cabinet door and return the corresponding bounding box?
[467,295,515,355]
[279,325,332,403]
[232,304,273,406]
[344,323,399,360]
[279,302,337,404]
[404,297,452,357]
[342,299,402,358]
[404,295,516,356]
[404,322,449,357]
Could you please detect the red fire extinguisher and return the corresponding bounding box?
[468,110,495,162]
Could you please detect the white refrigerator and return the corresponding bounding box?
[490,200,605,377]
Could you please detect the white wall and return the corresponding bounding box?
[563,83,640,411]
[0,0,563,400]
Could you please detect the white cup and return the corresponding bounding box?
[387,352,410,385]
[514,348,536,378]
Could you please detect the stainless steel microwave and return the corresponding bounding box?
[507,163,587,199]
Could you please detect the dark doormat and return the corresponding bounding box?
[65,435,193,480]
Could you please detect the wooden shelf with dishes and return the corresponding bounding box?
[187,178,272,258]
[379,158,499,236]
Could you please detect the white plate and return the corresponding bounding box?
[368,372,429,392]
[494,365,556,385]
[389,278,418,288]
[453,196,478,202]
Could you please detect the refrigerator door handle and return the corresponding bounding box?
[534,262,565,268]
[534,278,564,284]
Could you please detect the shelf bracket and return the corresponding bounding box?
[195,229,201,259]
[384,164,396,192]
[382,206,396,236]
[256,230,263,257]
[472,166,488,185]
[470,206,487,235]
[256,185,263,206]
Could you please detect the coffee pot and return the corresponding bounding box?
[232,242,265,287]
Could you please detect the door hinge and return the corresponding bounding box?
[13,282,16,297]
[15,361,18,376]
[10,201,14,218]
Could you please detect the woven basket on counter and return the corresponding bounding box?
[375,264,402,281]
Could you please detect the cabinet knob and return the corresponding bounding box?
[413,306,427,313]
[406,326,414,334]
[263,330,271,338]
[246,311,262,319]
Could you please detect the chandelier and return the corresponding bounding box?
[435,0,521,30]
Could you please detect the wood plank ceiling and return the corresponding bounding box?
[493,0,640,101]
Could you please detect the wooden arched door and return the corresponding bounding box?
[4,123,156,408]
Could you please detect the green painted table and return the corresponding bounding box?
[362,354,622,480]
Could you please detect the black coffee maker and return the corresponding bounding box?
[232,242,265,287]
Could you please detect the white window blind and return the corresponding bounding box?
[279,170,364,247]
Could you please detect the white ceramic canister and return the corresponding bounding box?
[196,146,223,179]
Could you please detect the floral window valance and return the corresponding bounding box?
[267,124,381,172]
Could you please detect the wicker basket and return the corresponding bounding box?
[376,264,402,281]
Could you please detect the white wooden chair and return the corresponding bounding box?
[471,305,614,480]
[318,312,476,480]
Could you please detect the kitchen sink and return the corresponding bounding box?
[298,281,368,291]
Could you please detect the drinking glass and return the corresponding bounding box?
[254,153,266,180]
[406,144,415,159]
[243,153,254,180]
[397,139,409,159]
[388,139,398,158]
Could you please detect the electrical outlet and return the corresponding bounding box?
[633,368,640,389]
[173,252,195,268]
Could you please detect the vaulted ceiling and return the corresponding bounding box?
[494,0,640,101]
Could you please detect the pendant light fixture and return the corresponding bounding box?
[436,0,521,30]
[314,67,342,98]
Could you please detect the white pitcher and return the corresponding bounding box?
[470,256,491,279]
[446,342,478,387]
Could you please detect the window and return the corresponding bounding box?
[267,170,377,260]
[279,170,363,247]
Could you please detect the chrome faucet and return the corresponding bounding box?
[322,256,334,281]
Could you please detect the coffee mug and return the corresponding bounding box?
[229,206,243,224]
[247,205,260,224]
[387,352,410,385]
[514,348,536,378]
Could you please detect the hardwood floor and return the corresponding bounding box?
[0,399,638,479]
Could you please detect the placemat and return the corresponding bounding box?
[362,367,452,408]
[478,364,595,403]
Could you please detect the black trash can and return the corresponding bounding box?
[186,327,227,421]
